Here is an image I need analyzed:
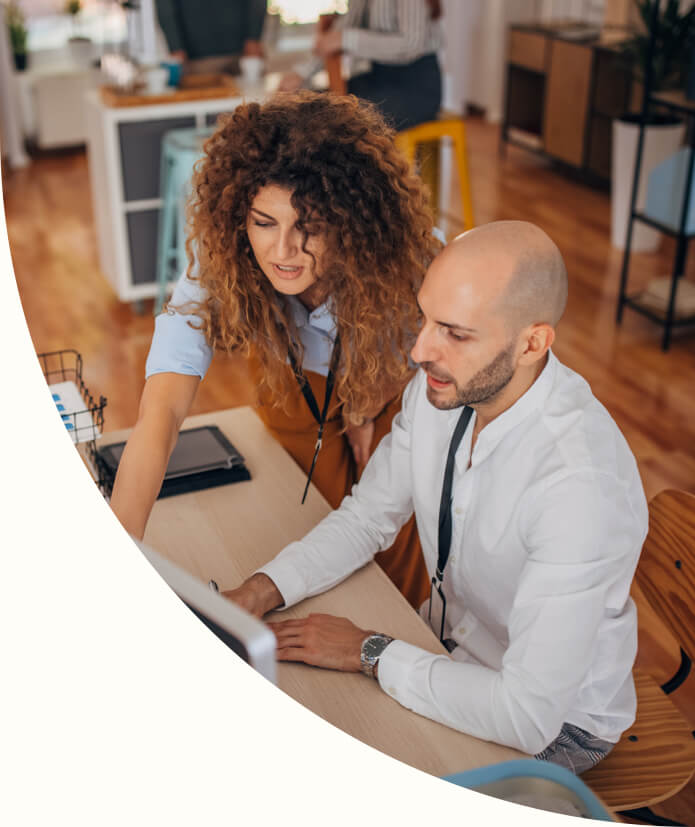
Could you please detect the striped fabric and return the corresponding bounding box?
[341,0,442,64]
[295,0,441,80]
[535,722,616,775]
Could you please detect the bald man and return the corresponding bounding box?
[226,221,648,772]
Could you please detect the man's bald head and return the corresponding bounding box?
[413,221,565,413]
[446,221,568,332]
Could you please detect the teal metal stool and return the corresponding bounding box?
[155,126,214,314]
[444,759,613,820]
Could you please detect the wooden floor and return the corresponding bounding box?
[4,118,695,823]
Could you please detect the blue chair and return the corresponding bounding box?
[155,126,214,314]
[444,759,613,820]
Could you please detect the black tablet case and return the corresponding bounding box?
[98,425,251,498]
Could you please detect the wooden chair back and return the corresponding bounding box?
[636,489,695,662]
[583,668,695,810]
[583,489,695,812]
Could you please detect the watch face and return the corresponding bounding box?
[363,635,390,662]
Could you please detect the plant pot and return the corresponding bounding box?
[13,52,27,71]
[611,114,686,251]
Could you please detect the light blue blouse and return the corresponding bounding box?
[145,272,338,380]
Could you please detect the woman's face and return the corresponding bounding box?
[246,184,326,299]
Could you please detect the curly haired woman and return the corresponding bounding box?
[110,91,440,608]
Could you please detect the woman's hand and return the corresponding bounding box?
[344,417,375,475]
[313,28,342,59]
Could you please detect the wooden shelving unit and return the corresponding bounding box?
[502,22,635,184]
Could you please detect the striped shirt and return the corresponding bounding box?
[296,0,442,80]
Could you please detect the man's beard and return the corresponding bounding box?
[421,340,517,410]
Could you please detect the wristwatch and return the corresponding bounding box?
[360,633,395,679]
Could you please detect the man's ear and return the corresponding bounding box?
[518,323,555,366]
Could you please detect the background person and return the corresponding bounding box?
[280,0,443,130]
[155,0,267,75]
[110,92,440,609]
[225,221,648,772]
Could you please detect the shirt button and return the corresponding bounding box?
[454,507,463,516]
[388,687,397,696]
[458,627,466,635]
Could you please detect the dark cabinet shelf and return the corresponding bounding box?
[502,23,634,184]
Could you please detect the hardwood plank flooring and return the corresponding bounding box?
[3,118,695,823]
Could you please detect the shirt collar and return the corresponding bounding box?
[456,350,557,472]
[285,295,336,338]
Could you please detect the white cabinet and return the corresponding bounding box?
[85,89,250,303]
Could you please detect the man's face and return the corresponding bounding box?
[410,248,519,411]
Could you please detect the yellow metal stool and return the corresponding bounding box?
[396,117,475,232]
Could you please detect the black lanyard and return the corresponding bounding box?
[288,337,341,504]
[429,405,473,648]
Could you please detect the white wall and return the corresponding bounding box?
[442,0,541,123]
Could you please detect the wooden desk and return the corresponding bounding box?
[102,406,522,776]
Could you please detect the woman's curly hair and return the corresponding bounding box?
[184,90,440,424]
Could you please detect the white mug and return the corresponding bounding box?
[145,66,169,94]
[239,56,264,84]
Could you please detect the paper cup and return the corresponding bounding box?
[239,56,264,84]
[145,67,169,94]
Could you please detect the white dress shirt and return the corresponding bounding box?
[259,353,648,754]
[145,272,337,379]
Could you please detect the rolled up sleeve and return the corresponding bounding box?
[145,272,213,379]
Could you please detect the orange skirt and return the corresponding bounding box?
[248,354,430,609]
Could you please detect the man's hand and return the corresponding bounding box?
[345,418,375,474]
[222,573,284,619]
[268,613,371,672]
[313,28,342,59]
[278,71,304,92]
[242,39,264,57]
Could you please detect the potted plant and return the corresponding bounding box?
[611,0,695,251]
[5,1,28,71]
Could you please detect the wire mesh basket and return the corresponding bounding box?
[38,349,112,495]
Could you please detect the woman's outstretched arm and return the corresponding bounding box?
[110,372,200,539]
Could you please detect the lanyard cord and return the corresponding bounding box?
[435,406,474,582]
[288,336,342,504]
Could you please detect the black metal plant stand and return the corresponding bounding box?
[616,0,695,351]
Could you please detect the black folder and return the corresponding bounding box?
[98,425,251,498]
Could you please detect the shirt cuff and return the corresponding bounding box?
[256,542,309,610]
[377,639,447,703]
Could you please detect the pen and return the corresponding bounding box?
[208,579,219,593]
